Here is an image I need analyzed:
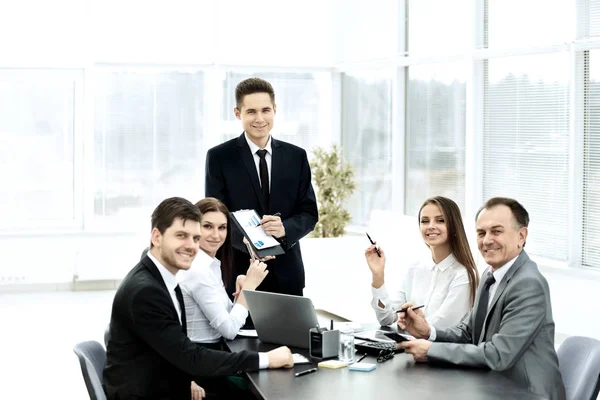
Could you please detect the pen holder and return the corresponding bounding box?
[309,328,340,359]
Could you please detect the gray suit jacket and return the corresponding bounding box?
[427,251,565,400]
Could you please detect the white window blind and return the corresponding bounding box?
[221,71,330,156]
[582,50,600,268]
[93,69,206,230]
[483,53,570,261]
[405,63,467,216]
[0,70,77,228]
[587,0,600,38]
[341,71,393,226]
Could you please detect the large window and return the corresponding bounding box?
[93,69,206,229]
[0,70,78,229]
[405,63,467,216]
[341,71,393,225]
[483,53,570,261]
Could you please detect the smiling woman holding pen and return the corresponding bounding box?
[364,196,479,330]
[178,197,270,344]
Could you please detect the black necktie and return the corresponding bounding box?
[174,284,187,335]
[256,149,269,211]
[473,272,496,343]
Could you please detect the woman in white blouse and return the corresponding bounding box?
[178,197,268,345]
[365,196,479,329]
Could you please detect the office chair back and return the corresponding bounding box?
[73,341,107,400]
[557,335,600,400]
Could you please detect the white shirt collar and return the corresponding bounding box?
[244,132,272,155]
[489,253,520,284]
[428,252,457,272]
[147,251,179,292]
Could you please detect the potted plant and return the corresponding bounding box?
[309,145,356,238]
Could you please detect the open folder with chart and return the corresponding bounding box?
[230,209,285,258]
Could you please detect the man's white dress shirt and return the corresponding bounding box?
[148,252,182,324]
[245,133,272,190]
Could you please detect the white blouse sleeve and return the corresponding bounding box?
[370,276,407,326]
[424,268,471,329]
[188,269,248,340]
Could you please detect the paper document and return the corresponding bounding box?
[237,329,259,337]
[231,210,280,250]
[292,353,311,365]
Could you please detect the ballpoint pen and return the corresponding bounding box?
[396,304,425,313]
[295,367,318,377]
[354,353,367,363]
[365,232,381,257]
[256,212,281,227]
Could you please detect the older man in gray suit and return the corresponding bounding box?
[398,197,565,400]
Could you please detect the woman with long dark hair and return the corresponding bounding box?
[178,197,268,344]
[365,196,479,328]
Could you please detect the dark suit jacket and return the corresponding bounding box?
[428,251,566,400]
[205,133,318,294]
[103,256,260,400]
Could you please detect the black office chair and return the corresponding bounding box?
[557,335,600,400]
[73,341,107,400]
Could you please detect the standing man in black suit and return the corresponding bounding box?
[205,77,318,296]
[103,197,293,400]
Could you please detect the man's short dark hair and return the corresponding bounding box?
[235,77,275,109]
[150,197,201,248]
[476,197,530,228]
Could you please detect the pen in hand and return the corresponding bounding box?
[256,212,281,227]
[294,367,318,377]
[396,304,425,314]
[365,232,381,257]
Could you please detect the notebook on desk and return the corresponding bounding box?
[243,290,319,349]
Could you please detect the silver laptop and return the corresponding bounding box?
[243,290,319,349]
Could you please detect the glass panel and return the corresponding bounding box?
[341,71,393,226]
[483,53,570,261]
[94,69,205,229]
[582,50,600,267]
[0,70,75,226]
[486,0,574,48]
[405,62,467,216]
[408,0,470,55]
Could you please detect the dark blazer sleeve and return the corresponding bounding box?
[281,148,318,249]
[205,148,226,201]
[429,275,547,371]
[130,285,259,376]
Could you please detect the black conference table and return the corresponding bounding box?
[226,337,546,400]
